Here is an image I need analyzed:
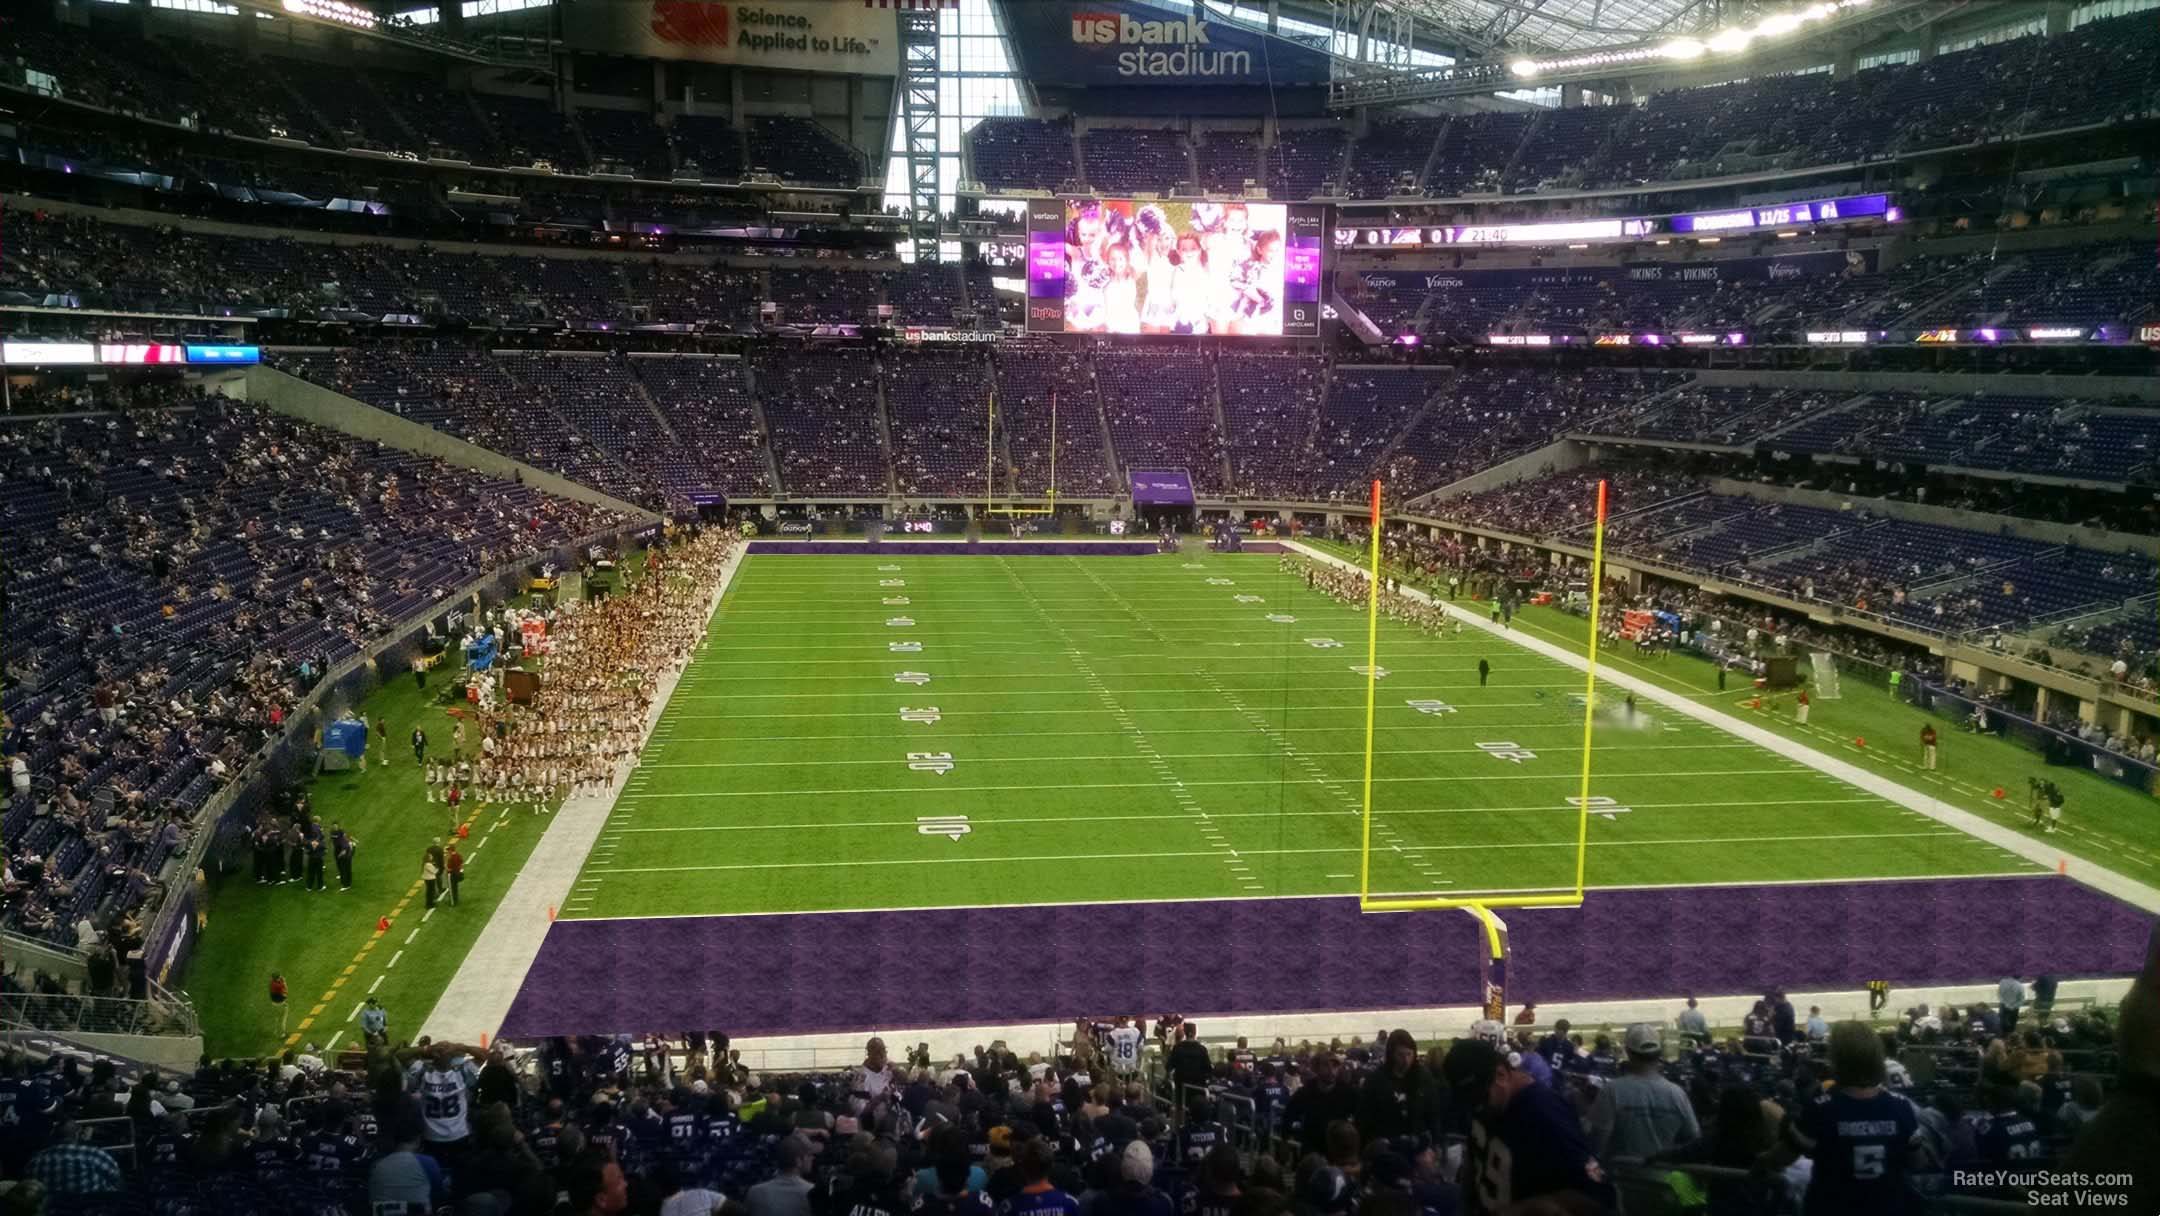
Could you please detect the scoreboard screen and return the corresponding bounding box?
[1024,197,1324,336]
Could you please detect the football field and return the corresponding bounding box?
[558,547,2034,921]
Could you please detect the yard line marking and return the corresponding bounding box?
[615,768,1816,799]
[423,908,436,922]
[598,796,1887,835]
[588,831,1971,875]
[385,950,403,970]
[669,683,1564,700]
[405,928,420,945]
[347,1001,364,1022]
[667,702,1564,720]
[637,742,1759,769]
[325,1032,344,1053]
[368,975,384,994]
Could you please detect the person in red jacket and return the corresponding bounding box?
[445,843,465,907]
[269,972,289,1033]
[1921,723,1938,770]
[1796,688,1811,726]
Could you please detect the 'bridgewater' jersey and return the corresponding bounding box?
[1794,1088,1921,1216]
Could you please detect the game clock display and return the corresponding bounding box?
[1027,197,1324,337]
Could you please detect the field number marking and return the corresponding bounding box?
[886,617,916,627]
[899,707,941,724]
[889,642,922,653]
[1351,665,1391,678]
[894,671,931,686]
[917,815,970,840]
[1407,699,1456,715]
[1568,796,1633,821]
[883,596,911,605]
[907,752,956,775]
[1477,741,1538,764]
[1305,637,1343,649]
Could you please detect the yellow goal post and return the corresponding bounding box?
[1357,477,1612,914]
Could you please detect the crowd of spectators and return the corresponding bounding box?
[0,972,2138,1216]
[965,14,2158,198]
[0,379,628,945]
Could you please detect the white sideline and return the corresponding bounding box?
[723,977,2135,1074]
[1284,539,2160,916]
[418,542,749,1044]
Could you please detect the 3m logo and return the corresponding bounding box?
[650,0,729,48]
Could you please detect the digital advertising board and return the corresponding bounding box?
[1026,198,1324,336]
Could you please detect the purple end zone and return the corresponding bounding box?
[499,876,2151,1039]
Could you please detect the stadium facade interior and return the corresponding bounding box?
[1,0,2158,1210]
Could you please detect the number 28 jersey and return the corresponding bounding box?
[417,1061,479,1142]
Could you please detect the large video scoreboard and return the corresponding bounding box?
[1009,198,1325,337]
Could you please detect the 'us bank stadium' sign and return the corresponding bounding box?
[1003,1,1331,88]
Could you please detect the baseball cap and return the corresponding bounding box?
[1119,1139,1154,1184]
[1301,1165,1354,1213]
[1441,1039,1505,1109]
[1624,1024,1663,1058]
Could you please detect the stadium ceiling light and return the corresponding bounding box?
[283,0,378,27]
[1756,13,1804,36]
[1707,28,1753,53]
[1510,59,1539,77]
[1660,37,1706,60]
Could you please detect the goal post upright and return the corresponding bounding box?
[1358,478,1382,906]
[1571,478,1611,898]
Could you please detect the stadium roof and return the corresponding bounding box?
[1363,0,1750,56]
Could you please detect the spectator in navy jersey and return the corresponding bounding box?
[1097,1140,1170,1216]
[1758,1022,1920,1215]
[1441,1039,1613,1215]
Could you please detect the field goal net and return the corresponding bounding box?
[1810,651,1843,699]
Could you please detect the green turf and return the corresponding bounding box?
[564,550,2033,921]
[182,668,560,1058]
[184,560,661,1059]
[1308,538,2160,893]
